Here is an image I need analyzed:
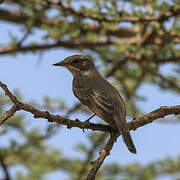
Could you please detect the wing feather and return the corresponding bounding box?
[73,87,113,114]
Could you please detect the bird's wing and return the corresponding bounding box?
[73,87,114,115]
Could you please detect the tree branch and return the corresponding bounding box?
[0,81,180,180]
[4,0,180,24]
[76,133,107,180]
[0,9,138,38]
[0,40,111,55]
[0,81,179,132]
[86,132,119,180]
[0,81,113,132]
[48,0,180,23]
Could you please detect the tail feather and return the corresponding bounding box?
[122,130,137,154]
[113,102,137,154]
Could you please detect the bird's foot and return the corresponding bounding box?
[81,114,96,133]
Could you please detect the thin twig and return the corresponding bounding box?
[0,103,20,125]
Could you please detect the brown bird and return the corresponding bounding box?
[53,55,137,154]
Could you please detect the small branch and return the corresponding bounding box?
[0,103,20,125]
[76,133,107,180]
[0,155,11,180]
[132,59,180,92]
[0,40,111,55]
[0,9,138,37]
[86,149,107,180]
[0,82,17,103]
[48,0,180,23]
[16,31,31,47]
[86,132,119,180]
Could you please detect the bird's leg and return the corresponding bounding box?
[85,114,96,123]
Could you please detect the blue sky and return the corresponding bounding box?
[0,12,180,180]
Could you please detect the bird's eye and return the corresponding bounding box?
[73,59,79,63]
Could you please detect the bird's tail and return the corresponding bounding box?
[113,103,137,154]
[121,130,137,154]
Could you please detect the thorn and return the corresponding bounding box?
[132,117,136,121]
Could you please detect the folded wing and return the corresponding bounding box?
[73,87,114,125]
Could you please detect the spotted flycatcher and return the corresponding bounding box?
[53,55,137,154]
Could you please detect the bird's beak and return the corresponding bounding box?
[53,61,68,67]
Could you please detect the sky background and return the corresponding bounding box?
[0,7,180,180]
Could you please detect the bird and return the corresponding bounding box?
[53,55,137,154]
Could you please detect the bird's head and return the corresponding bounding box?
[53,55,96,76]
